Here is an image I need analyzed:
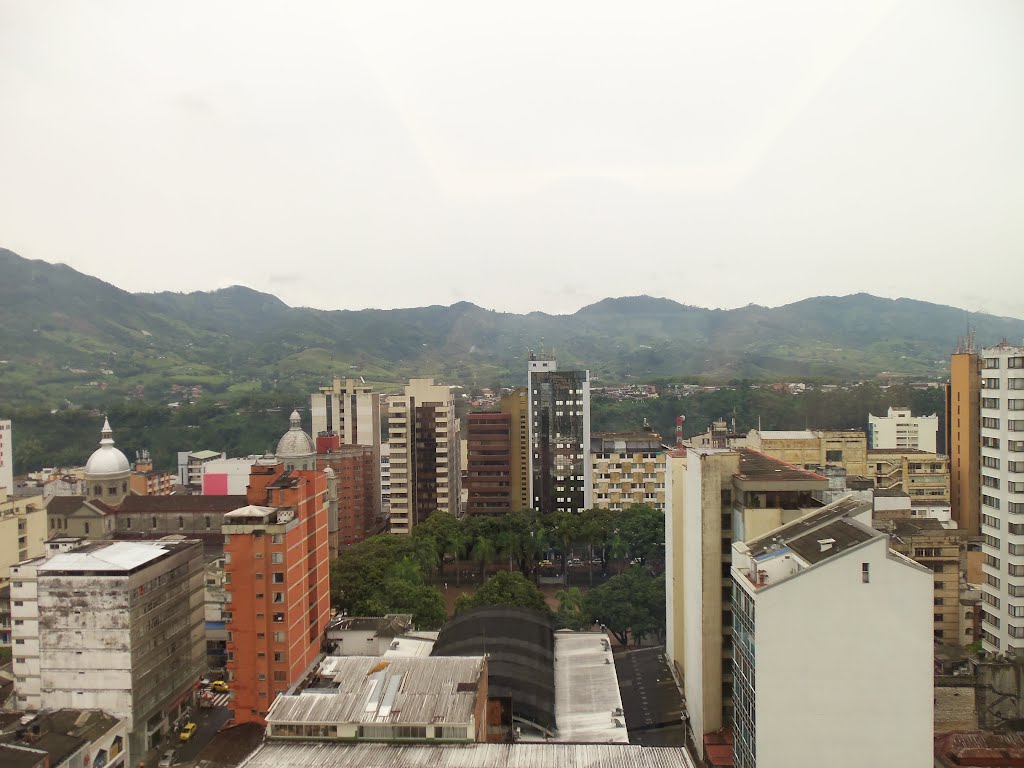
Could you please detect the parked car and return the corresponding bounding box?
[539,559,554,568]
[210,680,229,693]
[179,723,198,742]
[568,558,583,567]
[158,750,176,768]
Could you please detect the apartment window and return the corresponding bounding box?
[984,436,1002,449]
[984,534,1001,548]
[272,534,284,544]
[273,632,286,643]
[987,554,1002,569]
[1012,564,1024,576]
[1011,400,1024,412]
[271,553,284,564]
[273,613,284,623]
[126,517,132,529]
[178,516,184,530]
[1011,462,1024,473]
[1011,523,1024,535]
[1010,544,1024,556]
[984,495,1002,510]
[983,397,1001,410]
[151,516,157,529]
[274,652,285,662]
[983,592,1001,609]
[205,516,212,530]
[1011,421,1024,432]
[984,475,1002,489]
[987,573,1002,588]
[826,450,843,462]
[984,417,1001,430]
[1010,357,1024,369]
[985,358,1002,369]
[1011,503,1024,515]
[273,671,287,682]
[1010,379,1024,390]
[84,522,90,534]
[862,563,870,583]
[273,592,284,603]
[984,456,1002,470]
[1010,482,1024,494]
[272,573,284,584]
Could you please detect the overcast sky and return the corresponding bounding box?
[1,1,1022,316]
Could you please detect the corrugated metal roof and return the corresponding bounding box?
[38,540,174,572]
[267,656,485,727]
[239,742,697,768]
[552,633,627,744]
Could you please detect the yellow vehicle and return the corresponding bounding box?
[210,680,229,693]
[179,723,198,742]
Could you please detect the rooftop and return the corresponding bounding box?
[238,742,697,768]
[733,449,828,485]
[552,632,627,744]
[118,494,247,512]
[189,450,223,460]
[38,539,194,574]
[267,656,486,727]
[755,430,817,440]
[784,519,876,565]
[326,614,414,637]
[744,496,872,558]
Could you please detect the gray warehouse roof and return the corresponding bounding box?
[238,742,697,768]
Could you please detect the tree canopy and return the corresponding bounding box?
[583,567,665,646]
[454,570,549,615]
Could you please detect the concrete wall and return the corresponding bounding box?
[750,539,932,768]
[0,491,46,584]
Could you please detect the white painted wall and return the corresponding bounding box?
[868,407,939,453]
[0,419,12,493]
[747,538,932,768]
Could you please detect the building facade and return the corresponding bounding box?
[741,429,869,478]
[465,412,513,516]
[501,389,529,513]
[979,343,1024,655]
[387,379,461,534]
[0,419,12,494]
[665,447,828,739]
[11,539,206,759]
[316,433,378,548]
[866,448,950,501]
[946,344,981,534]
[868,406,939,453]
[0,488,46,586]
[527,356,591,514]
[590,431,666,512]
[731,501,932,768]
[202,456,262,495]
[128,450,175,496]
[223,463,331,723]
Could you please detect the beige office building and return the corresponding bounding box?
[387,378,461,533]
[591,431,666,512]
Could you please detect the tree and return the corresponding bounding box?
[555,586,588,630]
[454,570,550,614]
[412,510,461,578]
[583,567,665,646]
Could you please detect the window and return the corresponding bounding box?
[1011,421,1024,432]
[1012,442,1024,453]
[984,417,1001,429]
[273,671,287,681]
[985,456,1002,470]
[178,516,185,530]
[205,516,211,530]
[273,613,284,623]
[272,573,284,584]
[985,358,1002,369]
[1010,379,1024,390]
[984,475,1001,489]
[1010,357,1024,369]
[862,562,870,583]
[985,378,1001,390]
[272,534,284,544]
[984,397,1001,409]
[271,553,284,564]
[987,554,1002,569]
[274,651,285,662]
[84,522,90,534]
[1011,400,1024,411]
[1011,523,1024,535]
[984,495,1002,510]
[1011,462,1024,473]
[152,516,157,529]
[273,632,286,643]
[984,436,1002,449]
[126,517,132,529]
[273,592,284,603]
[826,450,843,462]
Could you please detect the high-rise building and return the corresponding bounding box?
[465,412,513,516]
[0,419,12,494]
[500,389,529,512]
[316,432,379,548]
[979,343,1024,655]
[311,378,382,527]
[387,378,461,534]
[11,538,206,761]
[867,406,939,453]
[0,487,46,587]
[947,340,981,535]
[731,498,932,768]
[223,462,331,723]
[590,429,666,512]
[866,448,950,501]
[665,447,828,740]
[527,355,591,514]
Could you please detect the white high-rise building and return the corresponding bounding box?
[311,378,380,447]
[387,379,461,534]
[0,419,12,493]
[867,406,939,453]
[731,497,933,768]
[527,354,591,514]
[979,343,1024,655]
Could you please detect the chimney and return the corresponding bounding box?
[818,538,836,553]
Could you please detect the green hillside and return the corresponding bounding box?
[2,247,1022,410]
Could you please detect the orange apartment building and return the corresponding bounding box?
[223,462,331,724]
[946,345,981,535]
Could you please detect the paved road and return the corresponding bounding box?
[169,703,232,765]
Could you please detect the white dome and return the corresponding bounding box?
[275,410,316,459]
[85,418,131,478]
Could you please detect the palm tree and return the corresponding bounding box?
[470,535,497,584]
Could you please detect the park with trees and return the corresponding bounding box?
[328,504,666,645]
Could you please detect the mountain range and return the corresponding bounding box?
[2,247,1022,409]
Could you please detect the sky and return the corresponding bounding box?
[1,1,1022,317]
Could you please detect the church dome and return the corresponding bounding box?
[85,418,131,478]
[276,410,316,459]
